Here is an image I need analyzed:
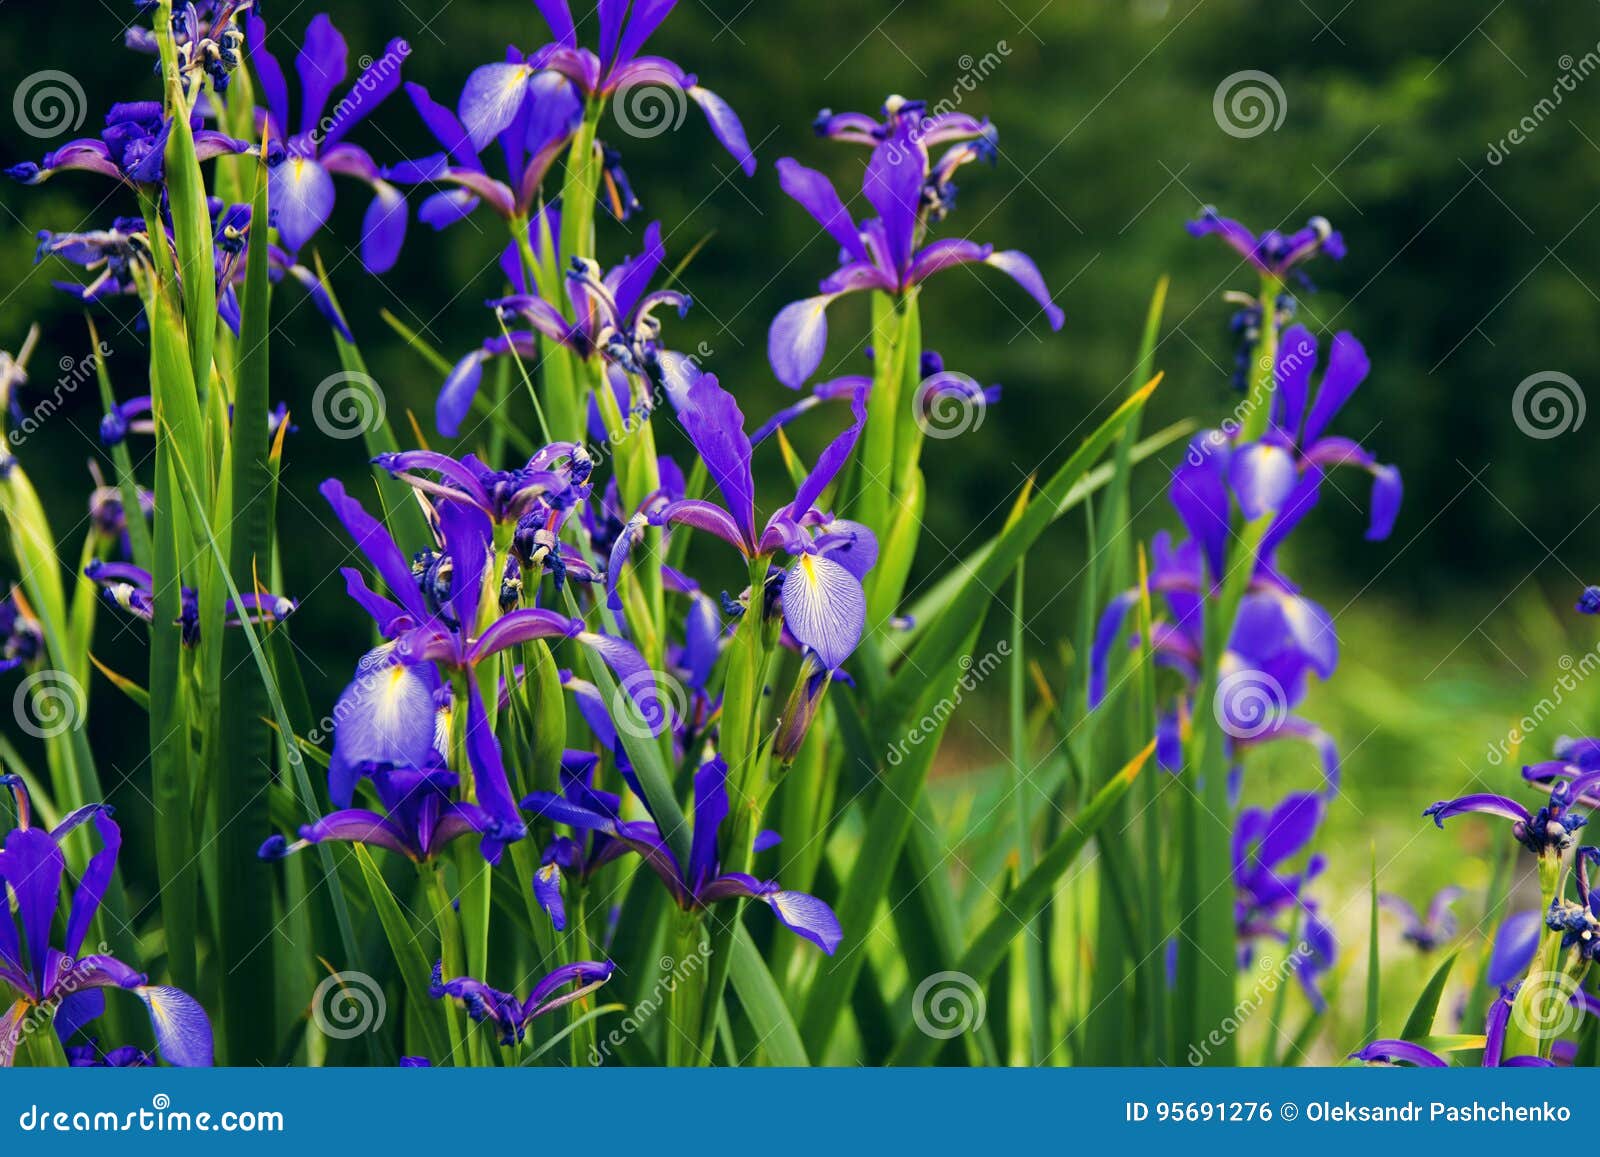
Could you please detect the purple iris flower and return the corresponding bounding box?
[0,777,213,1067]
[1186,207,1345,281]
[320,480,656,836]
[1379,887,1463,952]
[769,124,1063,389]
[402,76,583,230]
[1579,586,1600,615]
[126,1,253,93]
[523,755,842,954]
[1232,791,1336,1010]
[1203,326,1402,547]
[457,0,755,176]
[86,560,295,647]
[245,13,412,272]
[1352,989,1552,1067]
[260,760,514,866]
[441,220,687,437]
[0,589,44,675]
[6,101,250,188]
[36,201,353,342]
[622,364,877,671]
[1088,531,1340,789]
[814,95,998,225]
[429,958,614,1046]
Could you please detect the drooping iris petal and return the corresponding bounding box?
[781,554,866,670]
[438,349,488,437]
[1367,464,1402,541]
[1423,793,1532,828]
[768,296,840,391]
[1087,591,1137,709]
[269,157,336,252]
[459,62,534,151]
[983,250,1065,331]
[360,182,408,274]
[1229,442,1298,521]
[327,655,440,806]
[1486,909,1542,988]
[764,889,843,954]
[688,85,756,176]
[136,985,215,1067]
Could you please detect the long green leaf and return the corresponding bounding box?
[1401,951,1459,1042]
[887,742,1153,1065]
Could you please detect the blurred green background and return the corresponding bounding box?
[2,0,1598,1054]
